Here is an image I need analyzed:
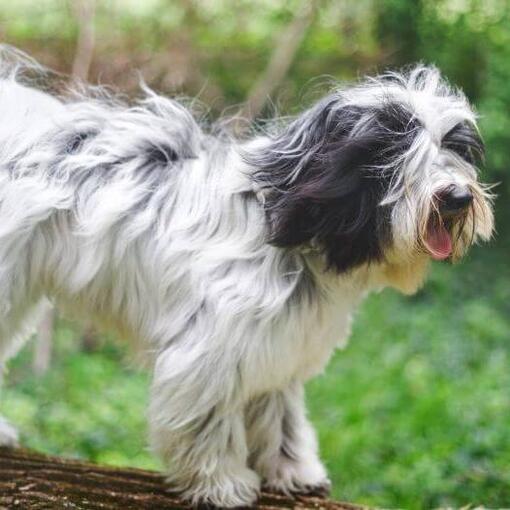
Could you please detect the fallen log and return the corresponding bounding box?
[0,447,365,509]
[0,448,363,510]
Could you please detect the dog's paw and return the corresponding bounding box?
[291,477,331,498]
[180,466,260,508]
[0,416,18,447]
[262,457,331,498]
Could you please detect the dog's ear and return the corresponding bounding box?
[248,96,416,272]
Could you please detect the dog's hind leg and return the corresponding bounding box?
[0,293,49,446]
[246,381,331,497]
[0,235,49,447]
[0,297,47,447]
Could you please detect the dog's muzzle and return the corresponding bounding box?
[423,185,473,261]
[437,185,473,216]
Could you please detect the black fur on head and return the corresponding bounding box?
[442,121,484,166]
[246,94,421,273]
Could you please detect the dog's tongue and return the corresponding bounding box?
[424,222,452,260]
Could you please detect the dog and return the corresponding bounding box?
[0,47,494,507]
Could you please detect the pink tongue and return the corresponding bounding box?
[425,223,452,260]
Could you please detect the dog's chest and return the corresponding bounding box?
[241,275,366,395]
[292,283,362,381]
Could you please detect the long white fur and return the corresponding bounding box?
[0,48,493,507]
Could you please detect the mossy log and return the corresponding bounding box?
[0,447,366,509]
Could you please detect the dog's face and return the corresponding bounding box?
[250,67,494,293]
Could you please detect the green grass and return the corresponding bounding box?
[1,234,509,509]
[3,333,158,471]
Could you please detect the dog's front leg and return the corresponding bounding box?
[246,381,330,497]
[148,346,260,508]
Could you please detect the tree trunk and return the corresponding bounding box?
[234,0,320,132]
[71,0,96,81]
[0,447,365,510]
[32,303,54,376]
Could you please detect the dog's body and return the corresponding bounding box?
[0,50,494,507]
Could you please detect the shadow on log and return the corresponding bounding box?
[0,447,366,509]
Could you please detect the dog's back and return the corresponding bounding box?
[0,80,63,146]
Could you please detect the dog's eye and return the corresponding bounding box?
[442,122,484,165]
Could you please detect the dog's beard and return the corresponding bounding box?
[419,183,494,263]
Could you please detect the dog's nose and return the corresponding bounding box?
[439,185,473,213]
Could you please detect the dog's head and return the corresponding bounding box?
[248,66,494,293]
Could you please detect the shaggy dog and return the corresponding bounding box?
[0,48,494,507]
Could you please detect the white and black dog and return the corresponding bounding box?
[0,47,494,507]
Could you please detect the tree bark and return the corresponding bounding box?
[0,447,365,510]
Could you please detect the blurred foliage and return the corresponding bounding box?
[308,232,510,508]
[5,329,157,470]
[0,0,509,508]
[0,0,507,184]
